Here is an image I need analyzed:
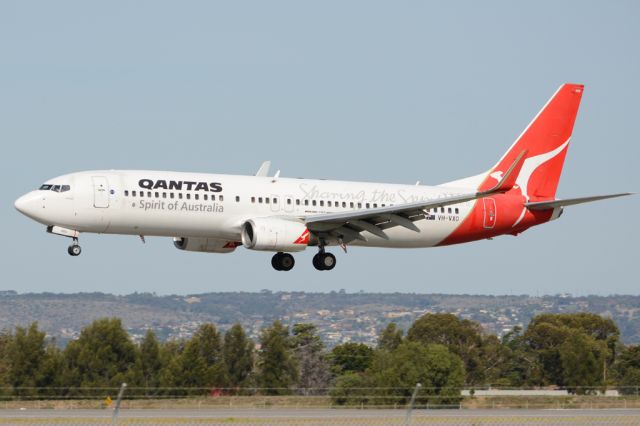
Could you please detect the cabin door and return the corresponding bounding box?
[92,176,110,208]
[483,198,496,229]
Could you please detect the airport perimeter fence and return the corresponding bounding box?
[1,386,640,425]
[1,385,640,409]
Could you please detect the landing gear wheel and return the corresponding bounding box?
[272,252,295,271]
[279,253,295,271]
[321,252,336,270]
[312,253,323,270]
[271,253,281,270]
[313,252,336,271]
[68,244,81,256]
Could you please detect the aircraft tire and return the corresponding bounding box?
[321,252,336,270]
[68,245,81,256]
[279,253,295,271]
[271,253,283,271]
[312,253,324,270]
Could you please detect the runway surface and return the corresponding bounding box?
[1,408,640,425]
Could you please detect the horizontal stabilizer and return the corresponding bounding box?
[525,193,633,210]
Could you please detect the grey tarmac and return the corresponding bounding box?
[1,408,640,425]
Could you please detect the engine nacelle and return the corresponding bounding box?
[241,217,309,252]
[173,237,238,253]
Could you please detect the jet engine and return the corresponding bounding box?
[241,217,309,252]
[173,237,238,253]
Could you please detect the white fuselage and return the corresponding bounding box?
[16,170,476,249]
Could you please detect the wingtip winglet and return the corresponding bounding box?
[480,150,528,195]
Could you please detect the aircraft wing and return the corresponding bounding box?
[305,192,476,241]
[304,151,528,242]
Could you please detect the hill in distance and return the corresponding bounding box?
[0,290,638,346]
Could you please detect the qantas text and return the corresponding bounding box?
[138,179,222,192]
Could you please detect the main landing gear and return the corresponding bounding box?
[313,251,336,271]
[272,252,295,271]
[67,238,82,257]
[312,242,336,271]
[271,248,337,271]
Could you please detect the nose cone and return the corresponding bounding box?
[14,191,44,221]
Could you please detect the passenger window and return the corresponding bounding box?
[147,191,152,197]
[236,196,240,202]
[219,195,223,201]
[320,200,324,207]
[179,193,183,199]
[170,193,175,199]
[366,203,370,209]
[381,204,385,207]
[441,207,445,213]
[357,203,362,208]
[327,201,332,207]
[350,202,354,208]
[132,191,137,197]
[211,195,216,201]
[312,200,317,206]
[448,207,452,213]
[124,190,129,196]
[287,199,291,205]
[342,202,347,208]
[186,194,191,200]
[265,197,270,204]
[455,208,459,214]
[195,194,199,200]
[155,192,160,198]
[296,199,300,205]
[204,194,208,201]
[162,192,167,199]
[251,196,256,203]
[373,203,378,208]
[304,200,309,206]
[273,198,277,204]
[258,197,263,203]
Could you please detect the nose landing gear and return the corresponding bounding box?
[68,238,82,257]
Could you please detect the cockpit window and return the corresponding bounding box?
[40,184,71,192]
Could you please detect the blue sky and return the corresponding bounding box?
[1,1,638,295]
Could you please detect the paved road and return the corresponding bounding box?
[1,408,640,425]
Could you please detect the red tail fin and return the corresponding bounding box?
[478,84,584,201]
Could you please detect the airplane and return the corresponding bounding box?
[14,83,632,271]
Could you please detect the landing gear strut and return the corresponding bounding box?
[313,241,336,271]
[271,252,295,271]
[67,238,81,257]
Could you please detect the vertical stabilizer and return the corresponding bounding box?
[478,83,584,201]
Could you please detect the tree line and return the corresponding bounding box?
[0,312,639,404]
